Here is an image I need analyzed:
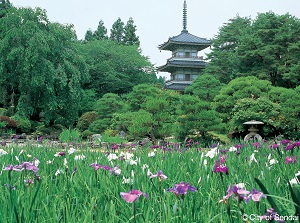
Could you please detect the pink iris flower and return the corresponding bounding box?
[120,189,148,203]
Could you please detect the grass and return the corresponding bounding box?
[0,139,299,222]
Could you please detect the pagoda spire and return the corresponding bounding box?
[182,0,188,32]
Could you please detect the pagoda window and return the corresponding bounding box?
[176,74,184,81]
[177,52,184,58]
[185,52,190,58]
[191,52,197,58]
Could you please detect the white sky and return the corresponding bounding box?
[10,0,300,78]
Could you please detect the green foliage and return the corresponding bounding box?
[110,17,124,44]
[93,20,108,40]
[81,130,93,139]
[11,115,31,133]
[278,86,300,139]
[77,40,157,98]
[124,17,140,46]
[0,7,89,126]
[0,0,12,18]
[88,119,110,134]
[230,97,281,135]
[206,12,300,88]
[0,108,7,116]
[176,95,224,142]
[205,16,251,83]
[214,76,272,122]
[77,111,98,131]
[126,84,161,111]
[101,134,126,144]
[185,74,223,102]
[59,128,81,143]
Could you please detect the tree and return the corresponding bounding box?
[84,29,94,41]
[93,20,107,40]
[213,76,272,122]
[176,95,223,144]
[206,12,300,88]
[185,74,223,102]
[77,40,158,97]
[110,18,124,44]
[0,7,88,126]
[89,93,128,133]
[204,16,251,83]
[112,88,180,143]
[237,12,300,88]
[230,97,281,136]
[0,0,12,18]
[124,17,140,46]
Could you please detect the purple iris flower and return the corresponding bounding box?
[252,142,261,149]
[3,164,22,172]
[285,156,297,164]
[270,144,279,149]
[285,144,295,151]
[109,166,121,176]
[90,163,103,170]
[293,141,300,147]
[245,188,266,203]
[149,170,168,181]
[120,189,148,203]
[167,182,197,196]
[21,162,39,173]
[24,179,34,186]
[281,139,290,145]
[220,185,250,203]
[111,144,119,150]
[150,144,159,149]
[1,141,6,146]
[54,151,66,157]
[213,161,229,175]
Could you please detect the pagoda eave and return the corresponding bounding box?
[159,41,210,51]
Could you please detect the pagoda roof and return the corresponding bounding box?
[164,81,191,91]
[159,30,211,51]
[158,58,206,72]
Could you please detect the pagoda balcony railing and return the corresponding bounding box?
[171,55,204,60]
[167,78,194,82]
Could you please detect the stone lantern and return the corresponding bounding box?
[243,120,264,141]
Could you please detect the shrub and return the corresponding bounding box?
[11,115,32,133]
[0,108,7,116]
[0,116,17,128]
[77,111,98,131]
[59,128,81,143]
[81,130,93,139]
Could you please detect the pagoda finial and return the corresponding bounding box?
[182,0,187,32]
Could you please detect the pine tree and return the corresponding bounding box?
[84,29,94,41]
[124,17,140,46]
[110,18,124,44]
[0,0,12,18]
[93,20,107,40]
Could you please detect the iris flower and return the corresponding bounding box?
[213,161,229,175]
[120,189,148,203]
[167,182,197,196]
[285,156,297,164]
[149,170,168,181]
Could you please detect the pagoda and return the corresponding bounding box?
[158,0,211,91]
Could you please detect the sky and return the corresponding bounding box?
[10,0,300,78]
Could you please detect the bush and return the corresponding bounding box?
[59,128,81,143]
[11,115,31,133]
[81,130,93,139]
[0,108,7,116]
[77,111,98,131]
[0,116,17,128]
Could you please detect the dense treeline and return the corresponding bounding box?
[0,2,299,143]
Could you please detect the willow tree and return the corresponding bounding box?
[0,7,88,126]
